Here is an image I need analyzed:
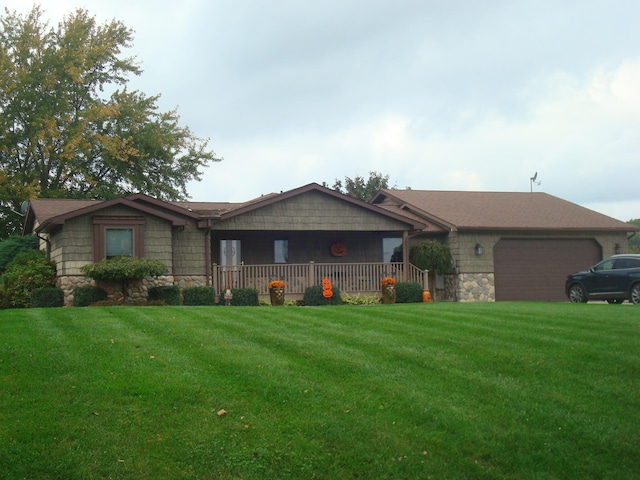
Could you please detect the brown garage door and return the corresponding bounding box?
[494,239,601,301]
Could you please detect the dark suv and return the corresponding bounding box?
[566,254,640,304]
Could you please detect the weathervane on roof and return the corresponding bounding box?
[530,172,541,192]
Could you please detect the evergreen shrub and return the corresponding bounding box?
[1,250,56,308]
[0,235,39,274]
[395,282,423,303]
[148,285,181,305]
[30,287,64,308]
[303,285,342,306]
[73,286,108,307]
[219,288,259,306]
[183,286,216,306]
[0,288,10,310]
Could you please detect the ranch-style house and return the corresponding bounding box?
[23,182,637,305]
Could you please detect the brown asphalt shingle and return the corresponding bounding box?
[375,190,636,231]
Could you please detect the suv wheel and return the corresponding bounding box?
[631,283,640,305]
[568,284,588,303]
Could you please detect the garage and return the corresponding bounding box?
[494,238,602,301]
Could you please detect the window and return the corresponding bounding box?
[382,238,402,262]
[220,239,241,266]
[594,259,615,272]
[274,239,289,263]
[93,216,144,262]
[106,228,133,258]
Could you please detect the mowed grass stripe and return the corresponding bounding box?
[1,303,639,479]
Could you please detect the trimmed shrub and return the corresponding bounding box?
[183,286,216,306]
[219,288,259,306]
[81,257,169,282]
[0,235,39,275]
[148,285,181,305]
[73,286,108,307]
[303,285,342,306]
[1,250,56,308]
[81,257,169,302]
[30,287,64,308]
[395,282,423,303]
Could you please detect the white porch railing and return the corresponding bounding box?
[212,262,429,298]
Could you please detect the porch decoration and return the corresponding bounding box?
[381,276,397,304]
[330,241,347,257]
[322,277,333,299]
[268,279,285,306]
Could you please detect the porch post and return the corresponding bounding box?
[205,229,211,286]
[308,261,315,290]
[212,264,219,296]
[402,231,409,281]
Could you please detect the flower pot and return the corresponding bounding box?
[269,287,285,306]
[382,284,396,304]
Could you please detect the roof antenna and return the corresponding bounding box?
[530,172,541,192]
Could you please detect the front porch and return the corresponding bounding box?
[211,261,430,301]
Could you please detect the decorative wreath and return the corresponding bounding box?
[329,241,347,257]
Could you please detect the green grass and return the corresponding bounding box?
[1,303,639,479]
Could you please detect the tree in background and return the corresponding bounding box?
[0,234,38,274]
[328,171,393,202]
[0,6,221,237]
[628,219,640,253]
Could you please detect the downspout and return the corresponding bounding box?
[402,230,409,282]
[205,227,211,286]
[36,234,52,258]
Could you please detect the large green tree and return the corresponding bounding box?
[329,170,393,202]
[0,6,220,237]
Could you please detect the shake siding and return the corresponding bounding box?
[212,191,409,231]
[58,215,93,275]
[172,223,207,275]
[144,216,172,268]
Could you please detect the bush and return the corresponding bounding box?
[1,250,56,308]
[0,288,10,310]
[183,286,216,306]
[340,292,380,305]
[81,257,168,282]
[0,235,39,275]
[395,282,423,303]
[148,285,181,305]
[410,240,453,274]
[30,287,64,308]
[219,288,259,306]
[303,285,342,306]
[73,286,108,307]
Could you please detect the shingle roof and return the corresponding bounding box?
[373,189,637,232]
[28,198,100,224]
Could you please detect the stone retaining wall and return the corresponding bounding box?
[456,273,495,302]
[57,275,209,306]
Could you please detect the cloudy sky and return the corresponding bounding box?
[6,0,640,221]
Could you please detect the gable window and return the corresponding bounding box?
[274,239,289,263]
[93,216,145,262]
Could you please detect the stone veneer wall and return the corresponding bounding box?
[456,273,495,302]
[57,275,209,307]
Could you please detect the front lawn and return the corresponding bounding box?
[1,303,638,479]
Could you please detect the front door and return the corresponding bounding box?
[220,240,241,288]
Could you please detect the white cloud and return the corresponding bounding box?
[4,0,640,223]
